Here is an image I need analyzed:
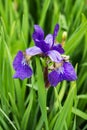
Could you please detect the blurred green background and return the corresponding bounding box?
[0,0,87,130]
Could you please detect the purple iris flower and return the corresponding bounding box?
[13,51,32,80]
[26,24,64,63]
[48,61,77,86]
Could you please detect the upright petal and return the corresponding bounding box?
[34,40,50,53]
[52,44,64,54]
[53,24,59,44]
[13,64,33,80]
[47,50,62,62]
[13,51,23,70]
[63,62,77,81]
[48,70,63,86]
[45,34,53,47]
[26,46,42,56]
[32,25,44,41]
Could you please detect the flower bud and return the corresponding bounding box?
[62,31,67,47]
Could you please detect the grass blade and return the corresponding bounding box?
[36,57,49,130]
[54,83,76,130]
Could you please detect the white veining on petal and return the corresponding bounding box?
[57,66,64,74]
[21,57,27,66]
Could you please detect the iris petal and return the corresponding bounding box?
[48,70,63,86]
[48,61,77,86]
[63,62,77,81]
[32,25,44,42]
[45,34,53,47]
[47,50,62,62]
[13,64,32,80]
[13,51,33,80]
[53,24,59,44]
[52,44,64,54]
[34,40,50,53]
[26,46,42,56]
[13,51,23,70]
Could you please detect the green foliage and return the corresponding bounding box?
[0,0,87,130]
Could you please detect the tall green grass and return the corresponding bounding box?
[0,0,87,130]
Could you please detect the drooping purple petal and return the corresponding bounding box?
[26,46,42,56]
[48,61,77,86]
[63,62,77,81]
[13,51,23,70]
[34,40,50,53]
[13,51,33,80]
[48,70,63,86]
[13,64,32,80]
[53,24,59,45]
[32,25,44,41]
[45,34,53,47]
[47,50,62,62]
[52,44,64,54]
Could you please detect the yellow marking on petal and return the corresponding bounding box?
[62,55,70,61]
[23,51,32,63]
[25,55,32,61]
[54,62,63,69]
